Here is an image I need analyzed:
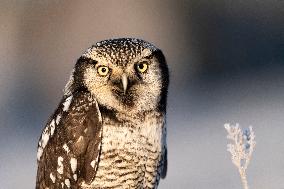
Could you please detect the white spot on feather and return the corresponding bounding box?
[56,114,61,124]
[63,69,74,96]
[50,119,56,136]
[65,179,70,188]
[141,48,152,57]
[77,136,83,143]
[70,158,77,173]
[84,128,88,133]
[63,95,73,111]
[94,99,102,122]
[37,122,54,161]
[90,160,95,168]
[37,147,43,161]
[57,156,64,174]
[50,173,56,183]
[73,174,77,181]
[41,128,50,148]
[63,143,70,154]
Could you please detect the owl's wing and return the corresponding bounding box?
[161,147,167,179]
[160,123,167,179]
[36,92,102,189]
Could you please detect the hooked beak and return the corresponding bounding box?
[121,73,128,94]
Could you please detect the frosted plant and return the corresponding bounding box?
[224,123,256,189]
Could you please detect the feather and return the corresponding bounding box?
[36,92,102,189]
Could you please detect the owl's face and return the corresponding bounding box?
[67,38,169,113]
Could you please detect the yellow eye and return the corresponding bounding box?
[136,62,148,73]
[97,66,109,76]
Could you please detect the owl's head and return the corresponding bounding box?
[64,38,169,113]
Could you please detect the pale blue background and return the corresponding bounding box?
[1,1,284,188]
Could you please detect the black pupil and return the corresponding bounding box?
[101,67,106,72]
[138,64,144,69]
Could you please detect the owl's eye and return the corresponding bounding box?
[136,62,148,73]
[97,66,109,76]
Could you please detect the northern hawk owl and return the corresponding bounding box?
[36,38,169,189]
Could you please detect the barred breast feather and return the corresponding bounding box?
[81,110,167,189]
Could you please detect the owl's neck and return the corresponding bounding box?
[98,104,163,123]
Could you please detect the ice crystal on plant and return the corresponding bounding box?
[224,123,256,189]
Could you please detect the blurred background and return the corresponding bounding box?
[1,0,284,188]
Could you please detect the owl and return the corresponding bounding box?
[36,38,169,189]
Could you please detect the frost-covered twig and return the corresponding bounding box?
[224,123,256,189]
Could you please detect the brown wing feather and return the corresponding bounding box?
[36,92,102,189]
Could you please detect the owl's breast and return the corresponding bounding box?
[90,113,165,189]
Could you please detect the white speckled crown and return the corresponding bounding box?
[82,38,158,65]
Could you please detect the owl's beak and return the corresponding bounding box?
[121,73,128,94]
